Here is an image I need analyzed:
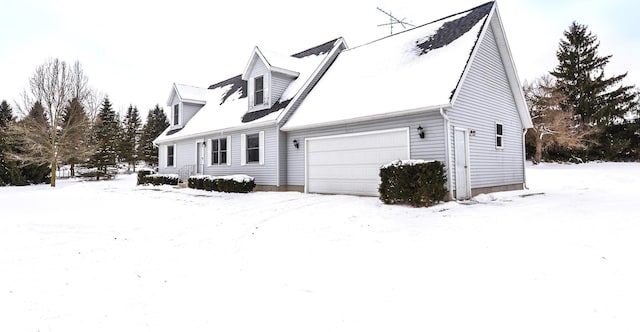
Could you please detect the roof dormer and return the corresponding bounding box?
[241,47,300,112]
[166,83,208,130]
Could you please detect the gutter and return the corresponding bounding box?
[282,104,450,132]
[154,119,276,145]
[440,107,454,201]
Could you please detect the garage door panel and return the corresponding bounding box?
[308,165,380,180]
[306,129,409,196]
[307,147,406,166]
[310,179,379,196]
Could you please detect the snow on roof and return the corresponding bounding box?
[282,2,493,131]
[155,39,339,143]
[173,83,210,103]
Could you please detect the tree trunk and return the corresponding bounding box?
[71,163,75,177]
[50,159,57,187]
[534,135,543,164]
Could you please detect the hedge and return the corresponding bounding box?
[379,160,447,207]
[137,171,180,186]
[188,174,256,193]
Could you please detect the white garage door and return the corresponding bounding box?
[306,128,409,196]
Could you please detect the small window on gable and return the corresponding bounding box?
[173,104,180,126]
[254,76,264,106]
[496,123,504,148]
[167,145,175,167]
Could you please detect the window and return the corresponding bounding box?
[167,145,175,167]
[241,131,264,165]
[246,133,260,163]
[496,123,503,148]
[173,104,179,126]
[210,138,228,165]
[254,76,264,106]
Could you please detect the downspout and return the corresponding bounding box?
[440,107,453,201]
[276,124,280,190]
[522,128,529,190]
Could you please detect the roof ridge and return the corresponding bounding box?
[347,1,494,52]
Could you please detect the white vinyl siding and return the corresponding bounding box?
[448,22,525,189]
[271,72,295,103]
[158,126,278,186]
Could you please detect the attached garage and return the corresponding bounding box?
[305,128,410,196]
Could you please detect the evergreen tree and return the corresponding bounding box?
[120,104,142,171]
[138,104,169,168]
[550,22,638,160]
[88,96,119,179]
[60,97,92,177]
[0,100,16,185]
[0,100,13,127]
[9,102,51,185]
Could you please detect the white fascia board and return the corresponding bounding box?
[281,103,449,132]
[181,98,207,105]
[241,47,269,80]
[166,83,178,106]
[271,66,300,78]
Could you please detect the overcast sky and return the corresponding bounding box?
[1,0,638,118]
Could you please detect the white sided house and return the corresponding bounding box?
[154,1,533,200]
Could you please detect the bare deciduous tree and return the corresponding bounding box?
[7,58,94,186]
[524,75,598,163]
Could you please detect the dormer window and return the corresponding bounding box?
[254,76,264,106]
[172,104,180,126]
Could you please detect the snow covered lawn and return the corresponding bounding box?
[1,162,639,332]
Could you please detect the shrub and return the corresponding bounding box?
[137,171,179,186]
[187,174,256,193]
[379,160,447,207]
[137,169,154,185]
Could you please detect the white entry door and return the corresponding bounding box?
[196,142,205,174]
[454,128,471,199]
[306,128,409,196]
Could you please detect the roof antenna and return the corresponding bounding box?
[377,7,415,35]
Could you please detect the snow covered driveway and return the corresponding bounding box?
[1,162,639,331]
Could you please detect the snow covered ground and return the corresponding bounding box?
[1,162,639,332]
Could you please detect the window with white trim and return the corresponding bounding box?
[246,133,259,163]
[254,76,264,106]
[210,137,229,166]
[167,145,175,167]
[496,123,504,148]
[241,131,264,165]
[173,104,180,126]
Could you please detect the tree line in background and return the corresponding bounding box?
[0,58,169,187]
[524,21,639,163]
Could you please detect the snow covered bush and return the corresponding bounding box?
[188,174,255,193]
[137,171,179,186]
[136,170,154,185]
[379,160,447,207]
